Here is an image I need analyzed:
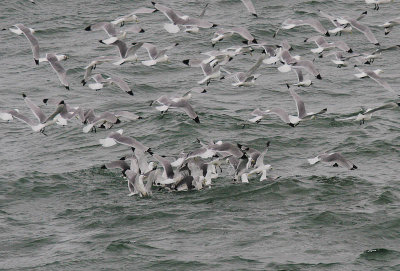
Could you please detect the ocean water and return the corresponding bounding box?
[1,0,400,270]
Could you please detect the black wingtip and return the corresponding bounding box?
[43,98,48,104]
[252,13,258,17]
[151,1,156,6]
[348,48,353,53]
[212,43,215,47]
[127,90,134,96]
[316,74,322,80]
[182,59,190,66]
[22,93,27,98]
[266,141,270,147]
[139,29,145,33]
[116,119,121,124]
[252,38,258,44]
[201,89,207,93]
[65,86,70,90]
[194,116,200,123]
[59,100,65,105]
[289,123,295,127]
[362,11,367,15]
[286,83,290,89]
[119,156,126,160]
[147,149,154,155]
[325,32,330,37]
[212,24,218,28]
[99,40,105,44]
[375,43,380,46]
[101,165,107,169]
[81,79,86,86]
[84,25,91,31]
[351,165,358,170]
[34,59,39,65]
[138,116,143,119]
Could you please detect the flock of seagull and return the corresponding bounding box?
[1,0,399,197]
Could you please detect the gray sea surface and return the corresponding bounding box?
[1,0,400,270]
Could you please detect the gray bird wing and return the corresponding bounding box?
[289,88,307,119]
[104,160,130,171]
[126,42,144,56]
[153,154,174,179]
[44,103,65,123]
[366,71,395,93]
[142,43,158,59]
[268,108,291,124]
[109,133,149,152]
[172,100,198,120]
[349,19,379,45]
[320,153,354,169]
[241,0,257,16]
[108,75,131,93]
[245,54,265,77]
[110,40,128,58]
[24,96,47,123]
[17,24,40,62]
[46,53,69,88]
[9,110,36,127]
[365,102,399,114]
[114,111,141,120]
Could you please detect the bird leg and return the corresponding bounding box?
[40,128,48,136]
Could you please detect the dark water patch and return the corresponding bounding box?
[110,211,181,227]
[310,175,357,187]
[266,261,340,270]
[362,217,400,239]
[146,259,211,271]
[358,248,400,262]
[305,210,363,227]
[105,239,134,252]
[373,191,398,205]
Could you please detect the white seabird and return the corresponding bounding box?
[88,73,133,95]
[141,42,178,66]
[354,67,395,93]
[380,17,400,35]
[111,7,156,26]
[45,53,69,89]
[152,2,216,33]
[9,24,40,65]
[150,93,200,123]
[99,129,153,155]
[308,152,357,170]
[249,85,327,126]
[221,54,265,86]
[240,0,257,17]
[100,40,143,65]
[274,18,330,38]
